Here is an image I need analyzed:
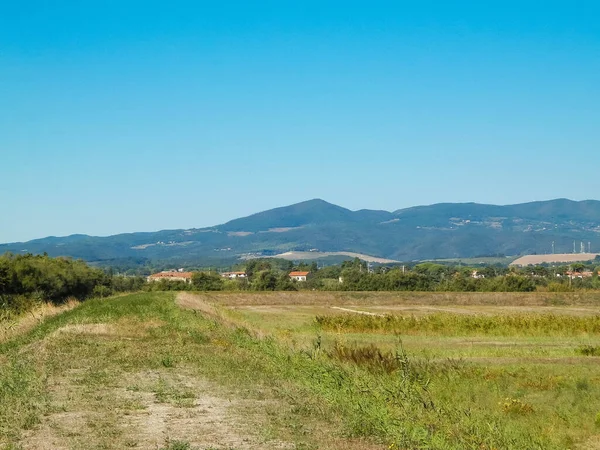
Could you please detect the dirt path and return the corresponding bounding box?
[118,371,292,450]
[330,306,384,316]
[22,366,290,450]
[19,320,292,450]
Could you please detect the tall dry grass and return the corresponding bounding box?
[315,312,600,336]
[0,298,79,344]
[199,290,600,307]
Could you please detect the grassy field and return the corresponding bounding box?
[216,291,600,449]
[2,291,600,449]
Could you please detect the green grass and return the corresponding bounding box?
[221,296,600,449]
[2,292,600,449]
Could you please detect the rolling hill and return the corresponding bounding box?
[2,198,600,266]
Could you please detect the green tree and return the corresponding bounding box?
[252,270,278,291]
[276,273,297,291]
[191,272,223,291]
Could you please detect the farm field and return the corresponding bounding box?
[2,291,600,449]
[271,251,400,264]
[511,253,600,266]
[212,291,600,449]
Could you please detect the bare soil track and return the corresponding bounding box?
[22,366,289,450]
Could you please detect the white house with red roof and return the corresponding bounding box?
[289,271,310,282]
[220,271,248,279]
[147,271,193,284]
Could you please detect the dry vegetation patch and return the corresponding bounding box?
[200,290,600,307]
[119,371,293,450]
[21,367,293,450]
[0,299,79,344]
[17,327,295,449]
[54,323,117,336]
[176,292,221,317]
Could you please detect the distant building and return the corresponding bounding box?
[289,271,310,282]
[147,271,193,284]
[220,272,247,279]
[471,270,485,279]
[566,270,596,279]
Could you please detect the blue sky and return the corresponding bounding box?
[1,1,599,242]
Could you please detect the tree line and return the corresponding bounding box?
[148,258,600,293]
[0,253,146,316]
[4,253,600,318]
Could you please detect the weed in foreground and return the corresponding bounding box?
[577,345,600,356]
[152,377,196,408]
[160,439,194,450]
[500,398,535,415]
[328,340,465,380]
[161,355,176,367]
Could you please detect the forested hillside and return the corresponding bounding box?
[2,198,600,266]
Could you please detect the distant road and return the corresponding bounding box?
[511,253,599,266]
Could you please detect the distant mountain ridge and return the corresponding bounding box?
[2,198,600,265]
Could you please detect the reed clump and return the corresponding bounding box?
[315,313,600,336]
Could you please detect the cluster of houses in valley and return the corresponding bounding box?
[144,266,600,286]
[147,269,311,284]
[562,270,599,279]
[471,269,600,280]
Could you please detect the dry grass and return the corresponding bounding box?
[54,323,118,336]
[176,292,268,337]
[21,367,294,450]
[201,290,600,307]
[176,292,223,319]
[0,299,79,344]
[315,312,600,336]
[511,253,599,266]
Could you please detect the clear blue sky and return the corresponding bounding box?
[1,1,599,243]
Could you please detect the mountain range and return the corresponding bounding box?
[2,198,600,266]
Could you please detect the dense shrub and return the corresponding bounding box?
[0,253,145,316]
[191,272,223,291]
[0,253,108,301]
